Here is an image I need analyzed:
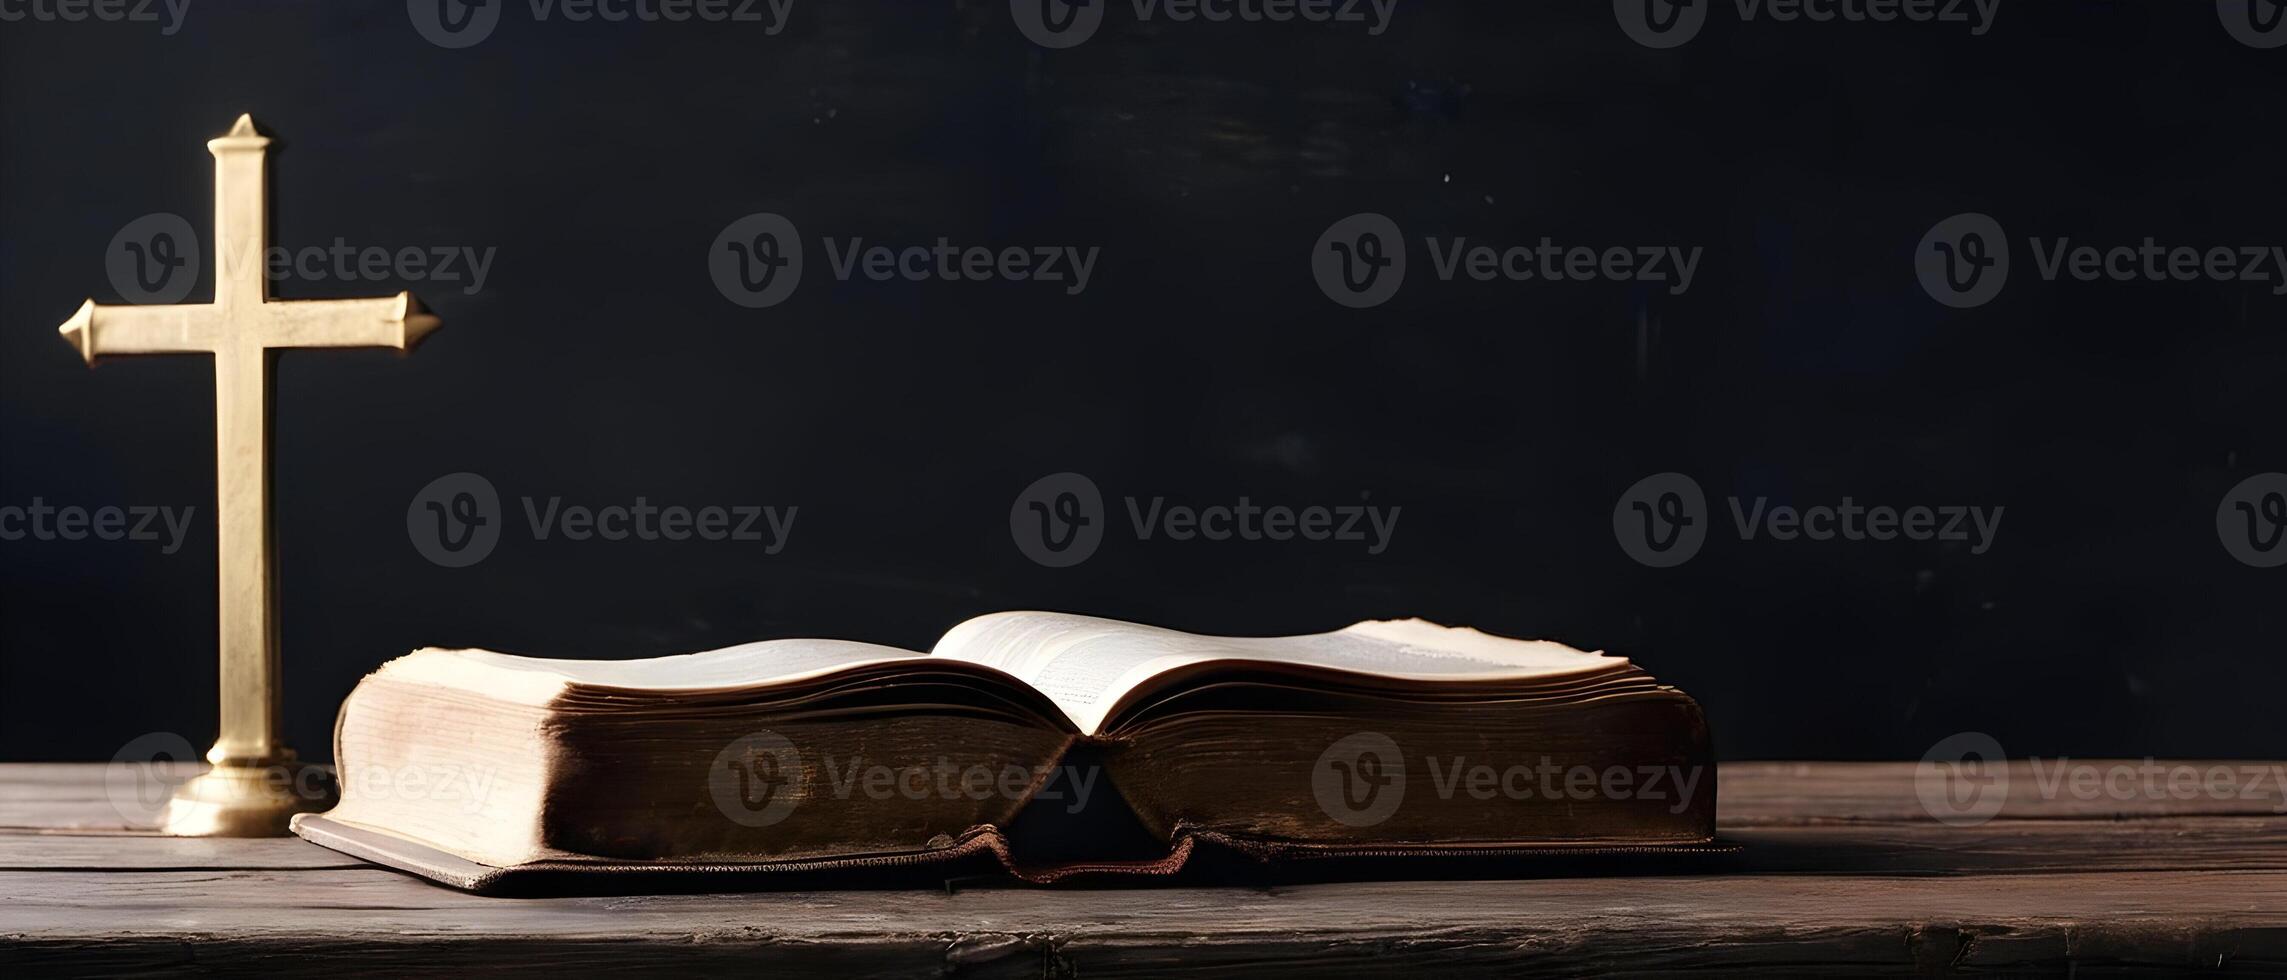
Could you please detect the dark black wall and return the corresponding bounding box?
[2,1,2281,763]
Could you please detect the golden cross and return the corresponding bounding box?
[59,114,441,835]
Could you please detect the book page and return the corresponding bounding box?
[930,612,1621,734]
[378,638,927,704]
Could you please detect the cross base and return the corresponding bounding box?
[159,754,337,837]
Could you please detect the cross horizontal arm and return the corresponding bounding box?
[253,292,440,351]
[57,299,221,364]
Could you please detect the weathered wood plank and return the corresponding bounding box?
[0,762,208,792]
[0,836,363,871]
[4,763,2283,975]
[1719,761,2287,824]
[1719,816,2287,875]
[0,763,197,831]
[2,868,2283,975]
[7,817,2285,875]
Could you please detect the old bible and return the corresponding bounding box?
[292,612,1715,891]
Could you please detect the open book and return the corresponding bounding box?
[292,612,1715,891]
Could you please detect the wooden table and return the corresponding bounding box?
[3,761,2282,975]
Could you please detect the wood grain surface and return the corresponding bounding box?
[3,761,2284,975]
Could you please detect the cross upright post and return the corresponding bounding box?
[60,114,442,835]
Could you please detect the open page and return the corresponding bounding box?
[378,639,928,705]
[929,611,1622,734]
